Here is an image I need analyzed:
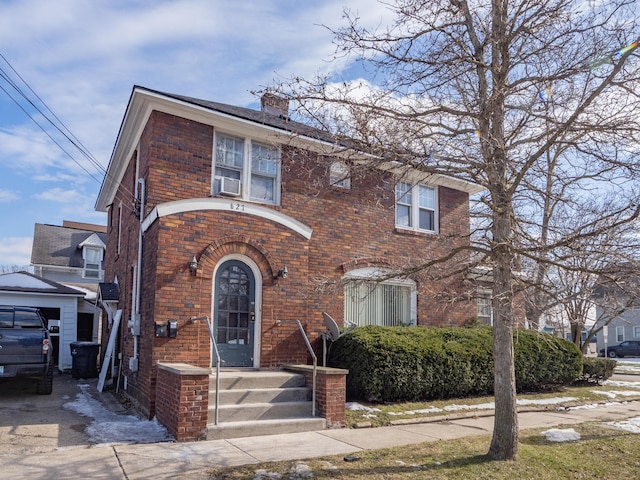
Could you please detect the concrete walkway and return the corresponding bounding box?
[2,399,640,480]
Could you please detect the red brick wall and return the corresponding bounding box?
[156,364,209,442]
[103,110,478,417]
[285,365,348,428]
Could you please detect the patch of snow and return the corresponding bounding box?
[606,416,640,434]
[591,390,640,399]
[518,397,577,406]
[569,401,625,411]
[346,402,381,412]
[542,428,581,442]
[254,470,282,480]
[602,380,640,389]
[445,402,495,411]
[413,406,444,414]
[0,272,55,289]
[63,383,173,444]
[616,363,640,371]
[292,463,313,478]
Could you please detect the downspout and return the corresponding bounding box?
[129,177,145,372]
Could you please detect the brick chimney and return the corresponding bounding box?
[261,93,289,118]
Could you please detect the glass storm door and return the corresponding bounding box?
[214,260,255,367]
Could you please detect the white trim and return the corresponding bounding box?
[395,182,439,234]
[213,131,282,205]
[211,255,262,368]
[141,197,312,239]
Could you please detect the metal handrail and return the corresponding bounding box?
[278,320,317,417]
[191,316,220,426]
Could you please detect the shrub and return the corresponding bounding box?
[574,357,616,385]
[328,325,582,402]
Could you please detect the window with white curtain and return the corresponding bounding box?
[343,268,416,327]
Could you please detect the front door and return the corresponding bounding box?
[214,260,255,367]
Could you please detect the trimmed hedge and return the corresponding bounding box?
[573,357,616,385]
[328,325,583,402]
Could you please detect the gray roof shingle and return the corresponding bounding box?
[31,223,107,268]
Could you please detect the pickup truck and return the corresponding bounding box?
[0,306,53,394]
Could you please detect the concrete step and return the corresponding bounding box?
[215,400,313,423]
[213,370,306,390]
[207,417,326,440]
[218,386,311,405]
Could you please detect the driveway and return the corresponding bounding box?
[0,370,141,456]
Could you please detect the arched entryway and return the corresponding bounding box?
[213,259,259,367]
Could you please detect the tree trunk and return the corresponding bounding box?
[486,197,520,457]
[488,192,518,460]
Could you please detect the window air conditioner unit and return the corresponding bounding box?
[218,176,241,196]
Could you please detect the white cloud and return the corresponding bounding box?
[0,236,33,267]
[34,187,85,203]
[0,189,19,202]
[0,0,394,255]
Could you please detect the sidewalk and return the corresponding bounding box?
[2,399,640,480]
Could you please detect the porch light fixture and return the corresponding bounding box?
[276,266,288,279]
[188,256,198,274]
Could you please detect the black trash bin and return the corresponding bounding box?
[70,341,100,379]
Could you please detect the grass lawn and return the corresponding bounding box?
[343,382,640,428]
[207,423,640,479]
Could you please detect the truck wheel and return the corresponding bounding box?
[35,364,53,395]
[608,350,617,358]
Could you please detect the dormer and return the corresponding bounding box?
[78,233,106,280]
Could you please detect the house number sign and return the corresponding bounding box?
[229,202,245,212]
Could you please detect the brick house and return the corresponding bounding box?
[94,86,482,433]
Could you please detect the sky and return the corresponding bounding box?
[0,0,395,268]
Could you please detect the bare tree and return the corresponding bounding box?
[273,0,640,460]
[522,198,640,352]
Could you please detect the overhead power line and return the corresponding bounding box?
[0,53,138,212]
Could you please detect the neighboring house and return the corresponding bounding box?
[540,303,597,353]
[0,271,84,370]
[30,220,107,367]
[31,220,107,284]
[594,308,640,354]
[592,263,640,354]
[94,85,484,417]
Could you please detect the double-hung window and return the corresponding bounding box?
[329,161,351,189]
[477,295,493,325]
[395,182,437,233]
[83,246,103,279]
[215,133,244,181]
[214,132,280,205]
[251,142,279,202]
[616,325,625,343]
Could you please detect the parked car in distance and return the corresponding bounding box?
[0,306,53,394]
[599,340,640,358]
